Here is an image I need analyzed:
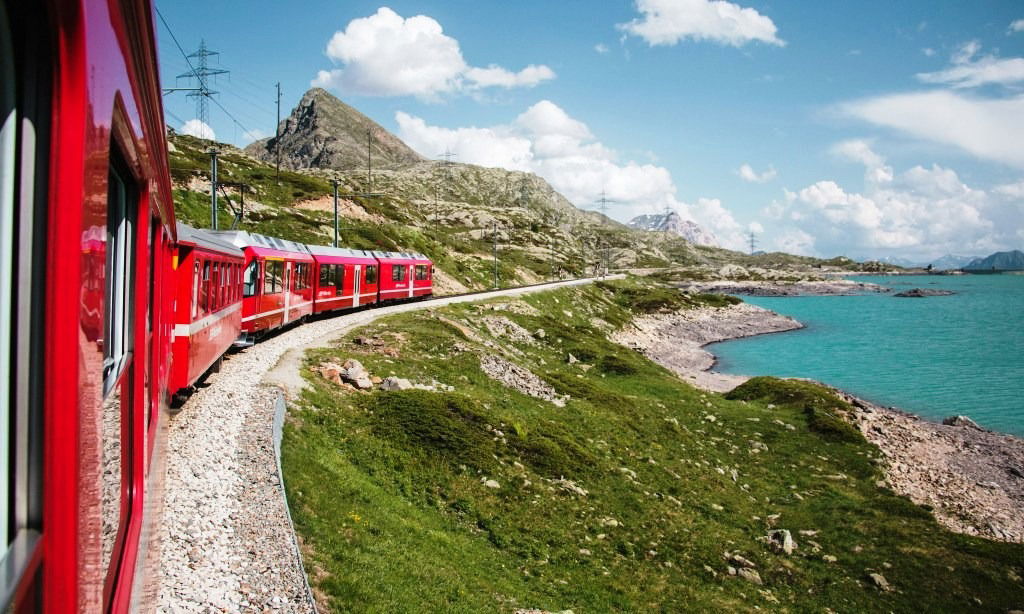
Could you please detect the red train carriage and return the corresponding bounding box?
[373,251,429,302]
[1,0,177,611]
[412,254,434,298]
[169,223,244,399]
[306,244,379,314]
[211,231,315,344]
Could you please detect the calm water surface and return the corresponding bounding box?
[708,275,1024,435]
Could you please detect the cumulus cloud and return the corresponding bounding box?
[395,100,751,250]
[312,7,555,99]
[181,119,215,140]
[617,0,784,47]
[1009,19,1024,34]
[594,43,610,54]
[994,181,1024,198]
[765,148,1020,260]
[830,139,893,184]
[916,41,1024,89]
[841,90,1024,169]
[736,163,777,183]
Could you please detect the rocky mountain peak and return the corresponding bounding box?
[628,211,718,247]
[243,87,424,171]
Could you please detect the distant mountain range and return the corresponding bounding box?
[964,250,1024,271]
[627,211,718,247]
[874,254,981,270]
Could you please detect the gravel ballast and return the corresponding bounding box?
[157,278,613,612]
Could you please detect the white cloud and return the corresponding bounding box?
[830,139,893,184]
[181,119,215,140]
[994,181,1024,198]
[594,43,610,54]
[617,0,784,48]
[922,47,936,57]
[765,150,1021,260]
[312,7,555,100]
[917,42,1024,89]
[748,221,764,234]
[736,163,777,183]
[242,128,269,143]
[1009,19,1024,34]
[841,90,1024,169]
[395,100,750,249]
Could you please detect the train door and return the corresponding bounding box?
[353,265,361,308]
[282,261,291,324]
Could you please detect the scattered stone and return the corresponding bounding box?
[482,479,501,489]
[380,376,413,391]
[868,573,891,592]
[941,415,981,430]
[727,553,757,569]
[822,555,837,563]
[894,288,955,298]
[737,568,762,585]
[534,328,546,339]
[765,530,797,555]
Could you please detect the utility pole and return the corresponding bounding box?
[217,181,247,229]
[332,179,340,248]
[366,128,372,190]
[492,221,499,289]
[275,82,282,183]
[209,148,219,229]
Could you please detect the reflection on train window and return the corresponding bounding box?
[415,264,428,280]
[263,260,283,294]
[103,158,136,395]
[365,265,377,284]
[319,264,345,296]
[242,260,258,297]
[392,265,406,282]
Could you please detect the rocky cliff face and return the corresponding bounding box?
[628,211,718,247]
[244,88,424,171]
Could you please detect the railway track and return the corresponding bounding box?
[157,276,621,612]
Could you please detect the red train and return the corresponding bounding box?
[0,0,432,611]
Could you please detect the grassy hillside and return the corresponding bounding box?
[281,279,1023,612]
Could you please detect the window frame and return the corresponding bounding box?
[365,264,378,285]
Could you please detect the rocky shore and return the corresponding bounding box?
[611,303,803,392]
[676,279,888,296]
[612,301,1024,544]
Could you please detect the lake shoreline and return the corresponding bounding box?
[612,299,1024,544]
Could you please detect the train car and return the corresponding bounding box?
[211,231,315,344]
[1,0,178,611]
[306,244,379,314]
[373,251,430,303]
[412,254,434,299]
[169,223,244,399]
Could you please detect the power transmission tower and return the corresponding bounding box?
[748,230,758,255]
[439,149,457,181]
[170,40,229,139]
[593,190,617,223]
[275,82,282,183]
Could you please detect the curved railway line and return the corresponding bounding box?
[157,276,620,611]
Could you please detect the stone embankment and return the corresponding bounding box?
[612,300,1024,544]
[157,277,614,612]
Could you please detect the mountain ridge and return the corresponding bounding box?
[627,211,718,247]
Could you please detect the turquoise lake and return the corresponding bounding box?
[707,274,1024,436]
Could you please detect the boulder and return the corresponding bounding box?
[766,529,797,555]
[380,376,412,391]
[942,415,981,429]
[737,568,762,585]
[894,288,955,297]
[868,573,891,592]
[341,359,370,382]
[352,377,374,390]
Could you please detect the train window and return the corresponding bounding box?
[392,265,406,282]
[102,154,137,395]
[191,260,200,319]
[415,264,428,280]
[365,265,377,284]
[242,260,258,297]
[333,265,344,296]
[293,263,308,290]
[263,260,283,294]
[319,264,332,288]
[211,262,219,311]
[200,260,210,315]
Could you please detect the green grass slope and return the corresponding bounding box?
[281,279,1023,612]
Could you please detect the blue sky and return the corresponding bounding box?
[156,0,1024,260]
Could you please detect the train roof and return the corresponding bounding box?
[176,223,245,257]
[304,244,378,260]
[369,250,431,262]
[208,230,311,257]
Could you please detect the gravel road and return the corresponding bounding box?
[156,277,615,612]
